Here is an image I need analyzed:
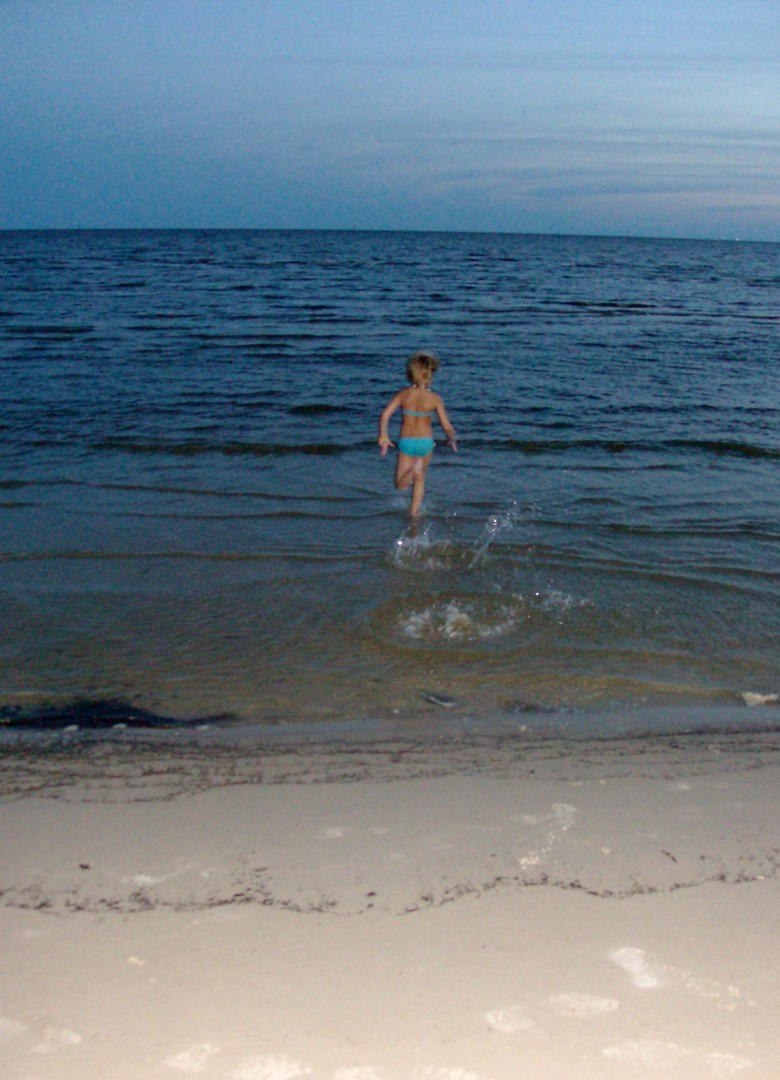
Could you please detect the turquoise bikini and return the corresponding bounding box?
[398,436,435,457]
[399,408,435,456]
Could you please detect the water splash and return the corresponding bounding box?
[388,504,532,572]
[389,522,451,570]
[392,588,589,647]
[399,597,524,642]
[469,504,520,567]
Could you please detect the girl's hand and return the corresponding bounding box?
[378,436,394,456]
[448,436,458,452]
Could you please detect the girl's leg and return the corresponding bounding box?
[396,451,433,514]
[410,454,432,516]
[395,452,416,491]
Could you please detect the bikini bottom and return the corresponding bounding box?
[398,436,435,458]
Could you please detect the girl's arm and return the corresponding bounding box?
[435,397,457,451]
[378,392,403,455]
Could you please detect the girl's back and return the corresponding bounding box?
[400,387,439,433]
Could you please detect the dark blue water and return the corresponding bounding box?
[1,229,779,733]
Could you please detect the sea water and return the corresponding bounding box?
[1,229,779,734]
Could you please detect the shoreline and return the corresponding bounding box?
[3,703,780,799]
[2,696,780,736]
[3,711,780,1077]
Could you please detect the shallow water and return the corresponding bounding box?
[1,229,779,732]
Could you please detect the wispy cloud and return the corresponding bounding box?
[1,0,779,237]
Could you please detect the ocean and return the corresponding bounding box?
[1,228,779,738]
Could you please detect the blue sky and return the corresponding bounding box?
[2,0,779,239]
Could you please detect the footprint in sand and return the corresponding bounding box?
[609,946,662,988]
[602,1041,753,1076]
[704,1052,755,1076]
[552,803,578,829]
[603,1040,690,1068]
[545,992,620,1018]
[487,992,618,1033]
[517,803,579,870]
[31,1028,83,1054]
[232,1054,313,1080]
[608,946,744,1009]
[485,1005,535,1033]
[165,1042,220,1071]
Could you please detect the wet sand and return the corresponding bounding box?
[2,719,780,1078]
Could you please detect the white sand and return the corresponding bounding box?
[1,725,780,1078]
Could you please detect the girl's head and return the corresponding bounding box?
[406,351,440,388]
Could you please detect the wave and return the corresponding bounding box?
[288,403,341,416]
[92,438,351,457]
[677,439,780,460]
[14,433,778,462]
[3,323,95,337]
[486,437,780,460]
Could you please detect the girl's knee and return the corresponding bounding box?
[395,467,413,490]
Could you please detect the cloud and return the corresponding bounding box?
[1,0,779,237]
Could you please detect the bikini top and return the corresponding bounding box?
[403,408,434,416]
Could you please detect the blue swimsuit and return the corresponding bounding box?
[398,436,435,457]
[399,409,435,457]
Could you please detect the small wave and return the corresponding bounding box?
[672,439,780,461]
[92,438,350,457]
[288,403,341,416]
[4,323,94,337]
[493,437,637,454]
[476,437,780,461]
[557,299,657,314]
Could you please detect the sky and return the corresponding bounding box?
[2,0,779,239]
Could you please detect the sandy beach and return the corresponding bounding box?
[2,717,780,1079]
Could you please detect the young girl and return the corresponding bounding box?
[378,351,457,516]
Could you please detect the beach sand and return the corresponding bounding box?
[2,719,780,1079]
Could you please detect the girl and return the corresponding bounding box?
[378,351,457,516]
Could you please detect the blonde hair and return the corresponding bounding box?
[406,351,440,388]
